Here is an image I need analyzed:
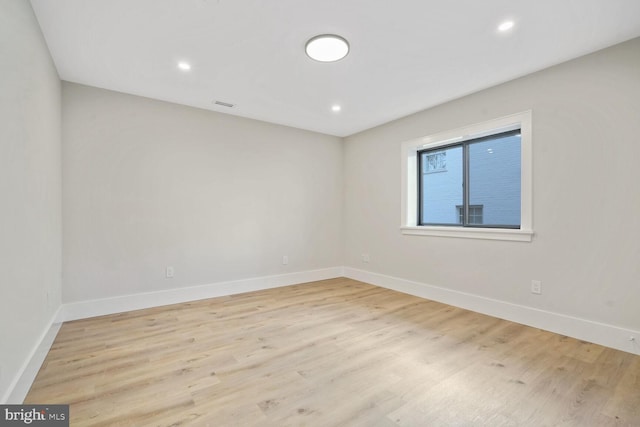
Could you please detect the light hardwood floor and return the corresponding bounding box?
[26,278,640,426]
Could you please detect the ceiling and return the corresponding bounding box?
[30,0,640,137]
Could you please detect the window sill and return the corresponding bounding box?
[401,226,534,242]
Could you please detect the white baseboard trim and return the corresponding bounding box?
[59,267,344,322]
[2,307,63,404]
[344,267,640,355]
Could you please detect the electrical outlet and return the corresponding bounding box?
[361,253,370,263]
[166,266,174,278]
[282,255,288,265]
[531,280,541,295]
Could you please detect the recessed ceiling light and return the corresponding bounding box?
[498,20,515,32]
[305,35,349,62]
[177,61,191,71]
[331,105,342,112]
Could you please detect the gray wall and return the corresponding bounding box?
[344,37,640,331]
[62,83,343,302]
[0,0,62,401]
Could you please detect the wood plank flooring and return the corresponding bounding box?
[25,278,640,426]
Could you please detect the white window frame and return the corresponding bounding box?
[400,111,534,242]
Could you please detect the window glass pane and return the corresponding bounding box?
[468,134,521,227]
[420,146,462,225]
[468,205,483,224]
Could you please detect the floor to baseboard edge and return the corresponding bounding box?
[6,267,345,404]
[2,307,63,404]
[11,265,635,406]
[59,267,345,322]
[344,267,640,356]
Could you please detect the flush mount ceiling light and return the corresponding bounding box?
[331,105,341,112]
[305,34,349,62]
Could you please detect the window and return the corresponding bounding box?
[424,151,447,173]
[400,111,533,241]
[457,205,483,225]
[418,129,521,228]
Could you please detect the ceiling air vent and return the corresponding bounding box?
[214,100,234,108]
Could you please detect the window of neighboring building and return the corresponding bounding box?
[423,151,447,173]
[457,205,483,225]
[400,111,533,242]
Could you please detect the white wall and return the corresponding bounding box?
[344,38,640,340]
[62,83,343,302]
[0,0,62,402]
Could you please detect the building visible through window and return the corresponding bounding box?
[418,129,521,228]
